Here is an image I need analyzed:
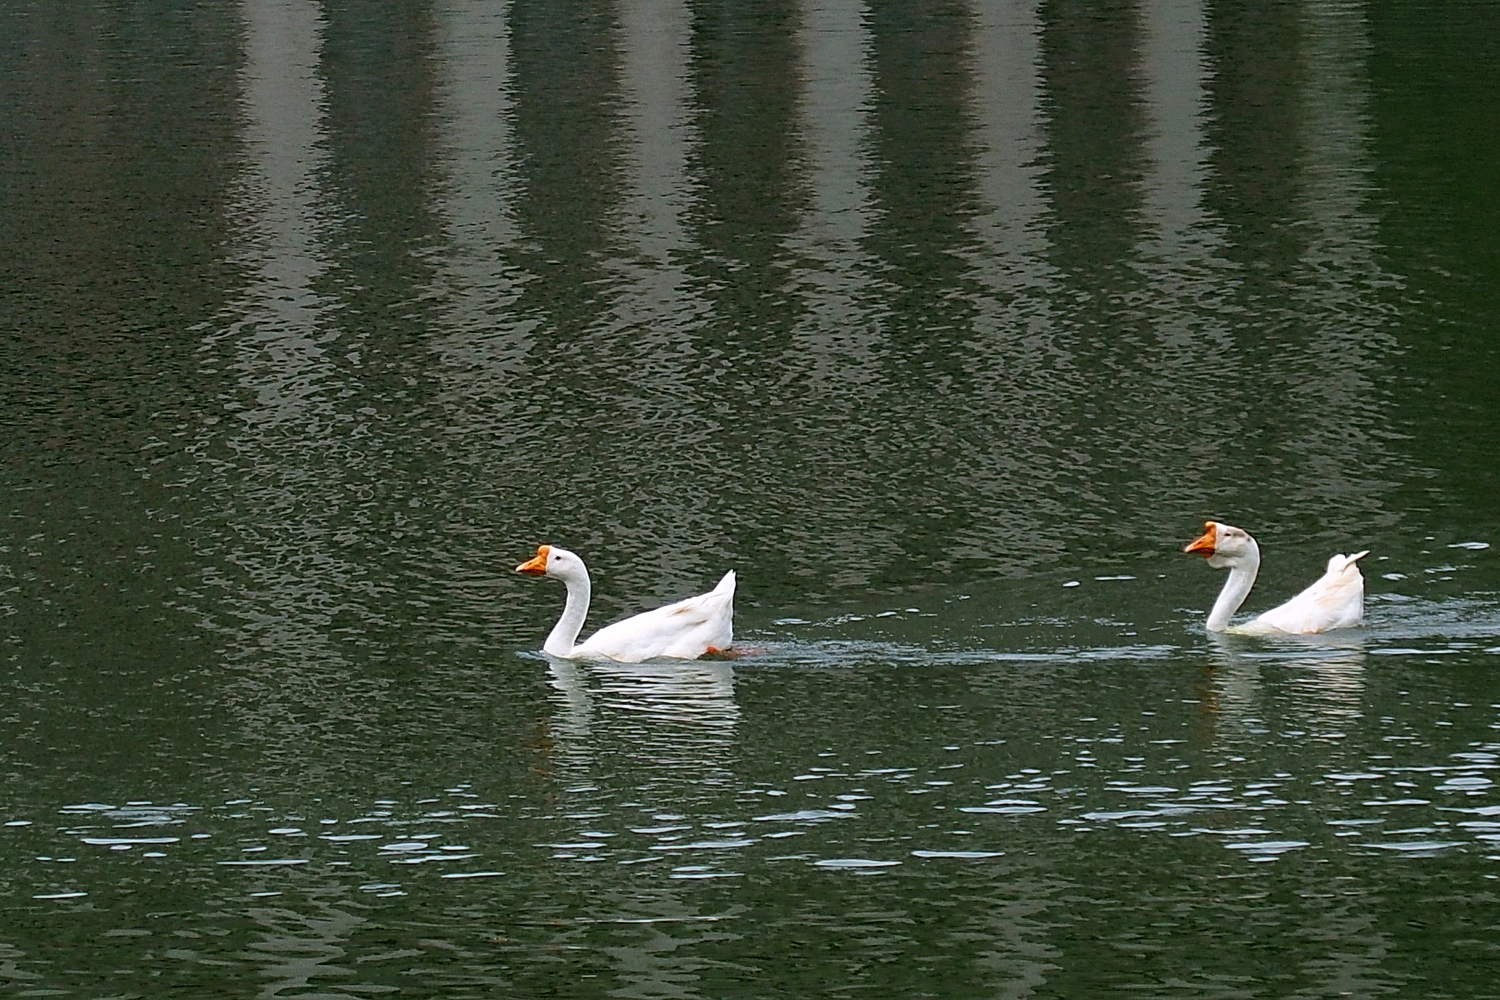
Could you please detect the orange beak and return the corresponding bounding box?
[1184,522,1218,557]
[516,544,551,575]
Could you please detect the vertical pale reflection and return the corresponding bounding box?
[968,0,1048,287]
[951,0,1064,567]
[1135,0,1216,261]
[605,0,699,432]
[771,0,884,581]
[206,0,373,778]
[432,0,518,295]
[1132,0,1232,388]
[1297,0,1378,281]
[231,0,335,423]
[591,0,733,594]
[1287,0,1396,515]
[786,0,877,372]
[426,0,534,478]
[797,0,875,250]
[616,0,696,264]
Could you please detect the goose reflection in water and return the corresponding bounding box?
[544,655,740,779]
[1203,631,1368,744]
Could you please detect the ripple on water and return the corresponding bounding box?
[1366,841,1467,856]
[910,850,1005,860]
[959,800,1046,815]
[670,866,743,880]
[13,656,1500,921]
[1223,840,1311,862]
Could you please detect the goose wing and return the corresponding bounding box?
[575,571,735,662]
[1247,551,1368,634]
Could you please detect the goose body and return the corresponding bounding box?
[516,544,734,662]
[1184,521,1367,635]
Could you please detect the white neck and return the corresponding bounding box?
[544,568,591,656]
[1206,550,1259,632]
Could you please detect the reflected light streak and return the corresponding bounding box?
[604,0,704,355]
[968,0,1050,288]
[1133,0,1234,361]
[426,0,537,452]
[246,896,368,999]
[616,0,697,264]
[201,0,373,773]
[947,0,1062,567]
[432,0,521,287]
[1281,0,1398,517]
[1129,0,1237,450]
[229,0,336,425]
[585,0,734,593]
[1135,0,1215,257]
[797,0,876,251]
[786,0,880,375]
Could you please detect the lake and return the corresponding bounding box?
[2,0,1499,995]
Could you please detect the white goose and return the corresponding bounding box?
[1184,521,1368,634]
[516,544,735,662]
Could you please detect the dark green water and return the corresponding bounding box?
[3,0,1500,995]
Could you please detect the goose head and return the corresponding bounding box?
[516,544,587,581]
[1184,521,1259,570]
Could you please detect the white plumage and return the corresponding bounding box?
[516,544,735,662]
[1184,521,1368,635]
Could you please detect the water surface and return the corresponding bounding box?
[2,0,1499,995]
